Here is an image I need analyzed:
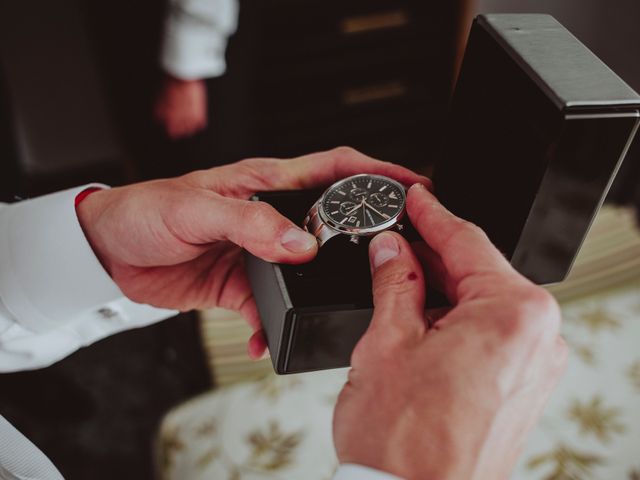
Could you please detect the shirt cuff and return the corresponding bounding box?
[161,30,229,79]
[0,185,115,332]
[0,415,64,479]
[333,464,405,480]
[0,186,177,372]
[0,299,175,372]
[160,0,238,80]
[0,185,173,333]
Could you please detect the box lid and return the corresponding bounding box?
[478,14,640,111]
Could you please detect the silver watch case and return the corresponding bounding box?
[303,174,407,246]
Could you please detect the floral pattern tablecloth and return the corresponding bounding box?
[157,206,640,480]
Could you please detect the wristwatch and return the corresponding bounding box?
[303,174,406,246]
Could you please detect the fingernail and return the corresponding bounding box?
[281,227,318,253]
[259,349,271,361]
[370,233,400,270]
[422,178,435,193]
[410,182,427,192]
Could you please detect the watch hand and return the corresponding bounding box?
[364,207,376,226]
[344,203,362,215]
[363,200,389,219]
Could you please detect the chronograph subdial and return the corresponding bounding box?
[338,201,359,216]
[349,188,368,202]
[368,192,389,208]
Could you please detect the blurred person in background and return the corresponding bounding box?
[154,0,239,140]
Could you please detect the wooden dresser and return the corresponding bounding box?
[211,0,464,171]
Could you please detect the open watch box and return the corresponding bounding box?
[246,14,640,374]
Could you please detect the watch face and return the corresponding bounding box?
[320,174,406,234]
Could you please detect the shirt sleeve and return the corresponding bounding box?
[333,464,404,480]
[0,185,177,373]
[0,415,64,480]
[160,0,240,79]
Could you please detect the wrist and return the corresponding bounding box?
[338,441,469,480]
[163,72,203,86]
[76,188,113,274]
[334,464,405,480]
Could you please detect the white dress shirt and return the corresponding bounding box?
[0,186,401,480]
[160,0,239,79]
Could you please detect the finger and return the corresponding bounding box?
[369,232,426,335]
[281,147,432,191]
[221,268,268,361]
[188,193,318,264]
[214,256,263,333]
[411,241,449,297]
[226,274,268,360]
[207,147,432,195]
[406,184,517,300]
[248,329,268,360]
[238,295,261,333]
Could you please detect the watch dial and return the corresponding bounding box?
[321,175,405,229]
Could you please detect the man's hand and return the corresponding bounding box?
[76,148,429,359]
[154,75,208,139]
[333,184,567,480]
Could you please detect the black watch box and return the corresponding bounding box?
[435,14,640,284]
[246,14,640,374]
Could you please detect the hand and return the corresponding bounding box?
[333,184,567,480]
[76,148,430,359]
[154,74,208,139]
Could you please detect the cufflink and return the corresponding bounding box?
[97,307,118,320]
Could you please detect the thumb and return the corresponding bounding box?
[208,197,319,263]
[369,232,427,335]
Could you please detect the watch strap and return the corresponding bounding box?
[303,201,339,247]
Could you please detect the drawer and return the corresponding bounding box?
[254,117,439,169]
[258,17,436,61]
[255,103,439,152]
[247,0,452,57]
[254,45,446,101]
[254,76,444,132]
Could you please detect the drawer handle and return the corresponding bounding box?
[340,10,409,35]
[342,81,407,105]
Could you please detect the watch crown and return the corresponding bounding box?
[397,223,404,231]
[349,235,360,245]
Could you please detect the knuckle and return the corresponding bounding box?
[436,215,487,250]
[501,287,561,342]
[352,327,403,367]
[331,146,360,161]
[239,158,267,174]
[454,218,487,241]
[236,157,270,170]
[523,288,561,323]
[240,201,276,229]
[178,170,201,184]
[350,338,370,368]
[234,158,279,189]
